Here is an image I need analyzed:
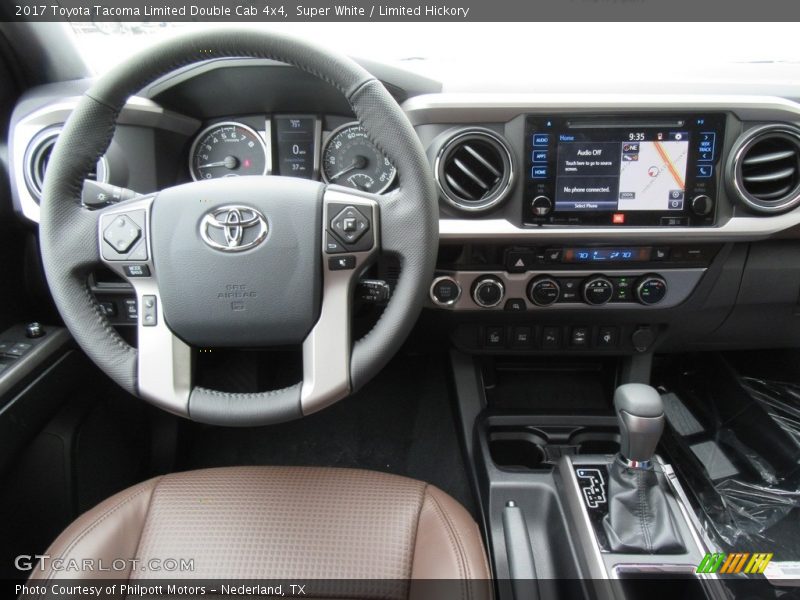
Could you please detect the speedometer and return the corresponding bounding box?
[322,123,396,193]
[189,122,267,181]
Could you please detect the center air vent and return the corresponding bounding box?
[23,128,107,203]
[435,129,513,212]
[730,124,800,214]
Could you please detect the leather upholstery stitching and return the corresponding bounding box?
[428,491,469,600]
[38,478,161,591]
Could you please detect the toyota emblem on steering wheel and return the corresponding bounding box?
[200,205,269,252]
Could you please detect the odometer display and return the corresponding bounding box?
[189,122,267,181]
[322,123,396,193]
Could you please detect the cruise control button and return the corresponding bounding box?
[329,255,356,271]
[331,206,370,244]
[103,214,141,254]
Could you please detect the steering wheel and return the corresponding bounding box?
[38,29,437,426]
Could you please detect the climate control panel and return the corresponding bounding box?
[429,269,703,311]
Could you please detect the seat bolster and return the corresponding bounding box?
[411,486,492,581]
[29,476,161,581]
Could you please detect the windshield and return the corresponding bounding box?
[70,22,800,87]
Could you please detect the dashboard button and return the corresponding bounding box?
[504,298,527,312]
[652,247,670,261]
[472,277,505,308]
[582,276,614,305]
[528,277,560,306]
[570,327,589,348]
[541,327,561,349]
[431,277,461,306]
[485,326,505,348]
[597,327,619,348]
[506,250,535,273]
[511,326,533,348]
[636,275,668,305]
[530,196,553,216]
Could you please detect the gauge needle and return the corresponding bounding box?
[199,156,239,170]
[329,155,367,181]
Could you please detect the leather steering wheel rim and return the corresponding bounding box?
[39,29,438,426]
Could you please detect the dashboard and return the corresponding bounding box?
[7,58,800,358]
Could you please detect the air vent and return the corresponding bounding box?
[435,129,513,212]
[731,124,800,214]
[23,128,107,203]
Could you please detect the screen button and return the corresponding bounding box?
[532,166,548,179]
[697,164,713,178]
[532,150,548,163]
[533,133,550,146]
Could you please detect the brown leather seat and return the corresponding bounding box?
[31,467,491,596]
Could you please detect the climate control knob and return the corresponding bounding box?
[472,276,505,308]
[582,276,614,305]
[636,275,668,305]
[527,276,561,306]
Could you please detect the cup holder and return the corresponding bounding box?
[488,427,620,471]
[570,431,620,455]
[489,431,548,470]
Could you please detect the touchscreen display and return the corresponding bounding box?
[555,130,689,212]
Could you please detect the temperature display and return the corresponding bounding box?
[274,115,316,179]
[564,247,652,263]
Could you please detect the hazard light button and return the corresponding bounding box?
[505,250,536,273]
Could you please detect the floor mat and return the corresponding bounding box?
[178,353,477,516]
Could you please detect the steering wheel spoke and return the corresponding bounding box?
[98,194,193,416]
[300,186,381,415]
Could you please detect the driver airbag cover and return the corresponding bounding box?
[151,176,323,348]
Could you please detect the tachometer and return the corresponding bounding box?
[322,123,396,193]
[189,122,267,181]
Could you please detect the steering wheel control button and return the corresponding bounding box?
[472,277,504,308]
[141,295,157,327]
[123,264,151,278]
[504,298,527,312]
[329,255,356,271]
[103,214,141,254]
[582,276,614,305]
[636,275,668,305]
[528,277,560,306]
[124,298,138,321]
[431,277,461,306]
[331,206,369,244]
[325,232,345,254]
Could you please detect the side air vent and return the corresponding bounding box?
[23,128,107,203]
[730,124,800,214]
[435,129,513,212]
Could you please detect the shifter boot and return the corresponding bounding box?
[602,460,685,554]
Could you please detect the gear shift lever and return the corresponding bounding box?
[602,383,684,553]
[614,383,665,467]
